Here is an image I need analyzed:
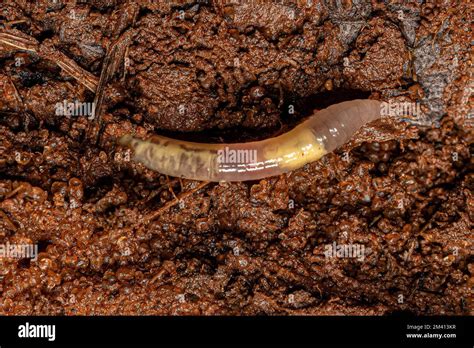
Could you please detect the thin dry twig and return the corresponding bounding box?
[5,76,25,113]
[0,32,38,52]
[122,45,129,81]
[0,210,17,231]
[39,41,99,92]
[165,175,178,200]
[145,181,210,223]
[0,31,99,92]
[4,20,28,27]
[92,30,132,125]
[4,183,27,200]
[141,177,180,205]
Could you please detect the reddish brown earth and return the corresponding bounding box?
[0,1,472,315]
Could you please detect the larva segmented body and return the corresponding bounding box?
[119,99,382,182]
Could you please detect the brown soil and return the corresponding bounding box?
[0,1,472,315]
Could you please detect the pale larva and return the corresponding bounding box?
[119,99,382,182]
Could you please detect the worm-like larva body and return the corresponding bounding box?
[119,99,382,182]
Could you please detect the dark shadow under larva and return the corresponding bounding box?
[119,99,382,182]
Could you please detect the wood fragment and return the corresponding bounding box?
[92,30,132,125]
[39,41,98,92]
[0,210,17,231]
[4,183,27,199]
[6,76,25,113]
[145,181,210,223]
[0,30,99,92]
[0,32,38,52]
[142,178,180,205]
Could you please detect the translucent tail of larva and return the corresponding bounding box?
[306,99,382,153]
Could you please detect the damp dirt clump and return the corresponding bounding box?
[0,1,472,315]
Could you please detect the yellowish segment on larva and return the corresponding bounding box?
[262,127,327,170]
[119,99,382,182]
